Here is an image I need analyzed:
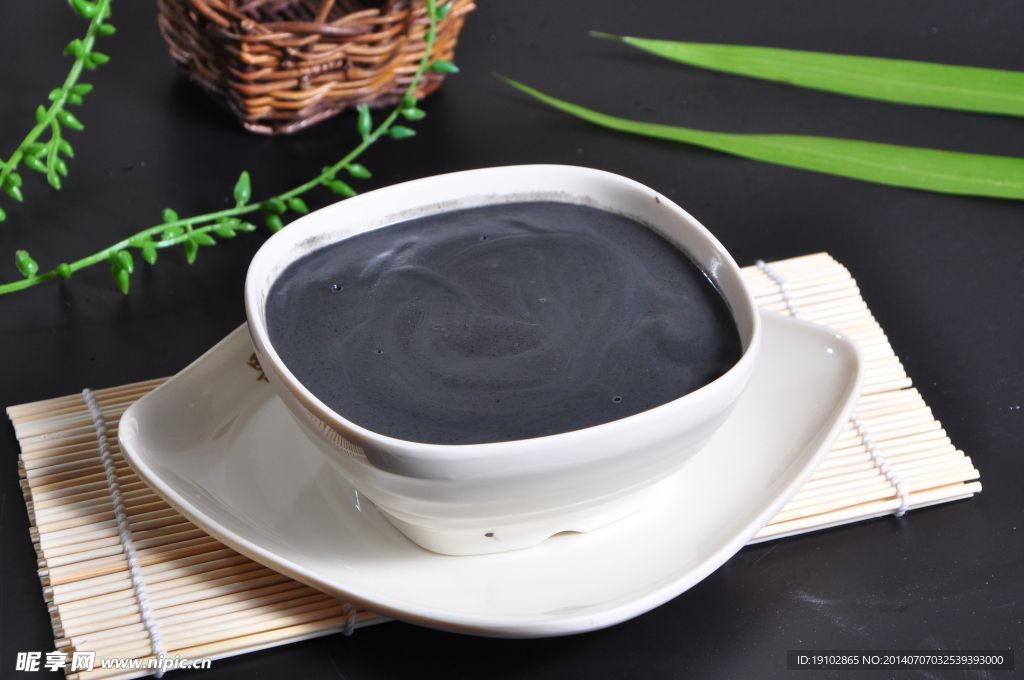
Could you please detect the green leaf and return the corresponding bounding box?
[233,171,251,205]
[141,243,158,265]
[429,60,459,74]
[500,76,1024,200]
[346,163,371,179]
[320,166,338,181]
[114,268,130,294]
[98,23,116,37]
[15,251,39,278]
[47,171,62,190]
[401,94,417,109]
[35,106,48,124]
[595,33,1024,118]
[55,158,69,177]
[73,83,93,95]
[389,126,417,139]
[328,179,357,197]
[57,139,74,157]
[265,214,284,232]
[357,104,372,138]
[183,238,199,264]
[0,207,5,222]
[117,250,135,274]
[4,184,23,202]
[57,110,84,130]
[4,172,22,189]
[214,224,237,238]
[55,263,72,280]
[162,225,184,240]
[64,39,86,58]
[24,156,47,173]
[437,2,452,19]
[69,0,98,19]
[237,221,257,232]
[286,197,309,214]
[67,93,83,106]
[191,232,217,246]
[139,244,158,266]
[162,208,178,223]
[84,52,110,69]
[401,107,426,121]
[263,197,287,214]
[49,89,63,102]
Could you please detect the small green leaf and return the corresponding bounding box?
[26,143,47,157]
[55,263,72,279]
[162,208,178,223]
[35,106,48,124]
[0,207,6,222]
[4,172,22,189]
[15,250,39,278]
[263,197,286,214]
[141,243,158,265]
[84,52,110,70]
[401,94,417,109]
[24,156,47,173]
[4,184,23,202]
[214,224,237,238]
[117,250,134,274]
[286,197,309,214]
[98,23,116,37]
[429,60,459,74]
[233,170,251,205]
[437,2,452,19]
[114,268,130,294]
[389,126,417,139]
[162,225,184,240]
[321,166,338,181]
[183,238,199,264]
[69,0,98,19]
[346,163,371,179]
[328,180,357,197]
[401,107,426,121]
[49,89,63,102]
[64,39,86,58]
[67,93,83,106]
[357,104,372,138]
[57,139,74,157]
[57,110,84,130]
[55,158,69,177]
[73,83,93,96]
[237,222,257,232]
[265,214,284,232]
[47,171,62,190]
[191,232,217,246]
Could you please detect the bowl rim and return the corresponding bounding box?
[244,164,762,465]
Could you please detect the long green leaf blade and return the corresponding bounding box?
[593,33,1024,118]
[498,76,1024,199]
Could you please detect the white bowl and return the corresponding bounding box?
[245,165,761,555]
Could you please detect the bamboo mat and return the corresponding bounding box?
[7,252,980,679]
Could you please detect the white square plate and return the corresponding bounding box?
[119,309,862,637]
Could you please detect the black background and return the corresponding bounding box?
[2,1,1022,678]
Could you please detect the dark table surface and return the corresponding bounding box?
[2,1,1022,678]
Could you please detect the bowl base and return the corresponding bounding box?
[373,475,675,556]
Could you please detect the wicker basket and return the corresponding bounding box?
[157,0,475,134]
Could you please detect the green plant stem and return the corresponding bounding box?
[0,1,445,296]
[0,0,112,206]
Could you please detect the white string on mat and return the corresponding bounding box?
[83,388,169,677]
[342,603,357,636]
[753,260,911,518]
